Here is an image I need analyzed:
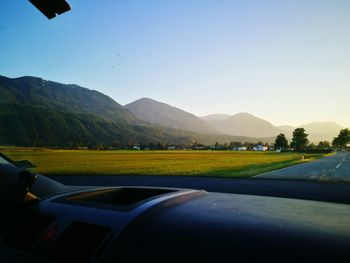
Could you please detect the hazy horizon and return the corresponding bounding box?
[1,0,349,127]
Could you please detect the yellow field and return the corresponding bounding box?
[1,148,323,177]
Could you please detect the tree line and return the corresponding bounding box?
[80,141,269,151]
[274,128,350,152]
[69,128,349,151]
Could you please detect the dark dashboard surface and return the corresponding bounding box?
[50,175,350,204]
[1,181,350,263]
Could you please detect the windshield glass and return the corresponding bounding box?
[0,154,12,166]
[0,1,349,183]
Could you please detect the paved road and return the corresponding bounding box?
[256,151,350,181]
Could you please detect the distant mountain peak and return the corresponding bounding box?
[201,111,280,138]
[125,98,222,135]
[234,112,255,117]
[201,114,231,122]
[135,97,156,102]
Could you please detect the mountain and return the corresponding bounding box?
[201,114,231,122]
[0,75,205,146]
[0,104,132,147]
[0,75,137,125]
[203,112,282,138]
[202,113,345,142]
[0,75,262,147]
[125,98,221,135]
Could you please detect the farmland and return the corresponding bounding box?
[1,148,324,178]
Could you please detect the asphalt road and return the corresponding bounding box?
[255,151,350,181]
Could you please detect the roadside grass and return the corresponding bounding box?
[1,148,323,178]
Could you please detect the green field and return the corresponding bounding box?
[1,148,324,178]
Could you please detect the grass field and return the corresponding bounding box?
[1,148,324,178]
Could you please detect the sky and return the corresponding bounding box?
[0,0,349,127]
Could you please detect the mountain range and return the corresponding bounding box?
[0,75,345,147]
[126,99,344,142]
[0,75,257,147]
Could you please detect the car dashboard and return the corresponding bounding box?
[0,184,350,263]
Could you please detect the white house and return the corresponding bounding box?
[253,145,268,151]
[233,146,247,151]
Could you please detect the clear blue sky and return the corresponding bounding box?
[1,0,349,127]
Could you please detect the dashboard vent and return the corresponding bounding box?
[47,221,111,263]
[3,213,54,250]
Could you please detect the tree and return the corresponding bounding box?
[308,142,315,148]
[290,128,309,151]
[112,140,120,149]
[94,143,105,150]
[318,141,330,149]
[229,141,235,149]
[229,141,243,149]
[157,142,167,150]
[127,141,135,150]
[257,141,264,146]
[332,129,350,148]
[274,133,288,150]
[243,142,253,150]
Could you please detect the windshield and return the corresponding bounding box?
[0,154,13,166]
[0,1,349,183]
